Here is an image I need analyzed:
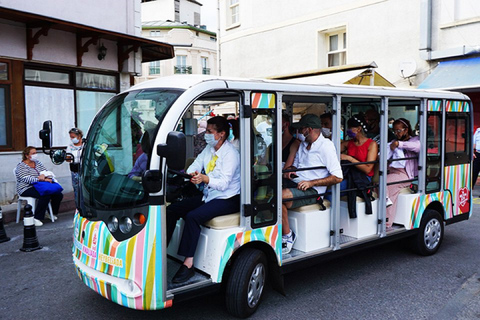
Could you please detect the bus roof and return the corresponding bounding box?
[129,75,471,101]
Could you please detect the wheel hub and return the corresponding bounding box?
[424,218,441,250]
[247,263,265,308]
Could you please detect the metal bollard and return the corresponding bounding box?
[20,204,42,252]
[0,206,10,243]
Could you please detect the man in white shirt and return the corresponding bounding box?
[282,114,343,254]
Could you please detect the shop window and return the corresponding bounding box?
[25,69,70,85]
[0,63,8,81]
[76,72,116,91]
[76,91,116,134]
[0,86,9,146]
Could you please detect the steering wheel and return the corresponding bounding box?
[168,169,192,180]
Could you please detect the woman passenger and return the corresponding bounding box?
[340,114,378,180]
[166,116,240,283]
[386,118,420,231]
[15,147,63,226]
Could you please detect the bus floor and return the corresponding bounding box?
[284,224,405,259]
[167,257,210,290]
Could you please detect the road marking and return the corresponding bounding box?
[473,198,480,205]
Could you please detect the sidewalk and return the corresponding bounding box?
[1,191,76,224]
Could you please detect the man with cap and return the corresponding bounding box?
[282,114,343,254]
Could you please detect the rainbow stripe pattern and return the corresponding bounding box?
[444,164,471,217]
[446,100,470,112]
[217,224,281,282]
[73,206,168,310]
[427,100,441,112]
[252,92,275,109]
[410,192,452,228]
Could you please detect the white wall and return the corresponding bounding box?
[180,0,201,25]
[141,0,175,22]
[0,0,140,35]
[218,0,432,87]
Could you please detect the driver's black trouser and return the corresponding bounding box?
[166,194,240,258]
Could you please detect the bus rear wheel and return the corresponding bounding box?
[225,248,267,318]
[413,209,444,256]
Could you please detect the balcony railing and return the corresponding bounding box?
[202,67,210,75]
[174,65,192,74]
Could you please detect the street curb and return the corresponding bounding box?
[2,192,76,225]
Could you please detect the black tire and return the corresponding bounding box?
[412,209,444,256]
[225,248,267,318]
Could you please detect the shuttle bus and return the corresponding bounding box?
[41,76,472,317]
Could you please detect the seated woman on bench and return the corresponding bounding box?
[166,116,240,284]
[386,118,420,230]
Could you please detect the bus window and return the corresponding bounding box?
[426,112,442,193]
[445,112,471,165]
[251,108,277,227]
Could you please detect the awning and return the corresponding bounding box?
[418,56,480,90]
[270,62,395,87]
[0,7,174,66]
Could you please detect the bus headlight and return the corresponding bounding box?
[107,216,118,233]
[119,217,133,234]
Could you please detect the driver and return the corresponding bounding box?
[166,116,240,284]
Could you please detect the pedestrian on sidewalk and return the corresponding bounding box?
[472,127,480,190]
[15,147,63,226]
[66,128,84,203]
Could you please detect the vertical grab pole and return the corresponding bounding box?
[379,97,388,237]
[240,91,252,229]
[331,95,341,250]
[418,99,427,194]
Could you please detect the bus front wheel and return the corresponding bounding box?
[413,209,444,256]
[225,248,267,318]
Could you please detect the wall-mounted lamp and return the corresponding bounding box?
[98,44,107,60]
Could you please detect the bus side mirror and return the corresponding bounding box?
[157,131,186,171]
[39,120,52,150]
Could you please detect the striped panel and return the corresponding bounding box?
[446,100,470,112]
[410,192,452,228]
[72,205,166,310]
[444,164,471,217]
[427,100,441,112]
[217,224,281,282]
[251,92,275,109]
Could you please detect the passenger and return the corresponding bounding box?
[364,109,395,143]
[193,120,207,157]
[166,116,240,283]
[128,131,150,182]
[386,118,420,230]
[66,127,84,204]
[319,112,333,140]
[282,114,343,254]
[256,116,273,146]
[388,117,395,129]
[227,118,240,150]
[339,114,378,217]
[281,113,300,169]
[15,147,63,227]
[472,126,480,189]
[340,114,378,179]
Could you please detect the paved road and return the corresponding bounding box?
[1,198,480,320]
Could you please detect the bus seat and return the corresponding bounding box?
[340,199,378,239]
[204,212,240,229]
[288,203,331,252]
[394,188,418,229]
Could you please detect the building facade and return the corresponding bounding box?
[218,0,480,123]
[0,1,173,205]
[136,0,218,83]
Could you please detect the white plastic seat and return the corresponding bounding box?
[204,212,240,229]
[13,168,55,223]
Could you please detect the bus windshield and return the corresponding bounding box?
[81,89,183,210]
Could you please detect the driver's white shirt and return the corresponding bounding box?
[187,140,240,202]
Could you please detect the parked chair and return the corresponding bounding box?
[13,168,54,223]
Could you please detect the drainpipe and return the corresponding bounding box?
[217,0,221,76]
[419,0,432,61]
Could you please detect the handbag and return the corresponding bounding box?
[33,181,63,196]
